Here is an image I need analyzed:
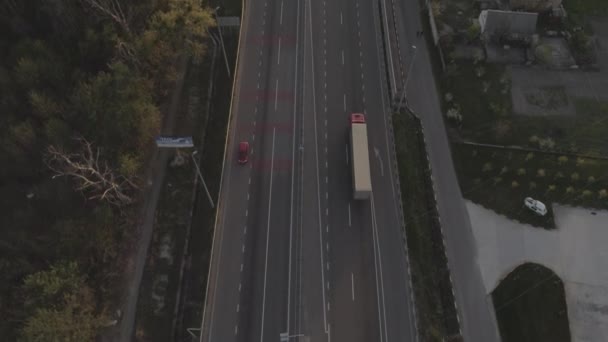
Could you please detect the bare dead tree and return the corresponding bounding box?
[115,38,142,68]
[46,138,138,207]
[80,0,131,34]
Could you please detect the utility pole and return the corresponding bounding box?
[214,6,231,78]
[396,45,417,110]
[191,150,215,208]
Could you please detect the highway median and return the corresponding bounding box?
[393,110,462,342]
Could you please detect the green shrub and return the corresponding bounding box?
[537,169,546,177]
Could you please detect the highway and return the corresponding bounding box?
[200,0,417,341]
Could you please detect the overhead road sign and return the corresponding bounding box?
[155,136,194,148]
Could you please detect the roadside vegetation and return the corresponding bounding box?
[432,1,608,227]
[442,65,608,157]
[420,0,604,340]
[393,112,461,341]
[453,144,608,228]
[178,34,238,338]
[0,1,214,340]
[134,30,238,341]
[492,263,571,342]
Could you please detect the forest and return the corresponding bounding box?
[0,0,214,340]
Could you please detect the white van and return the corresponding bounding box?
[524,197,547,216]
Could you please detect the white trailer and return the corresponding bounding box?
[350,113,372,200]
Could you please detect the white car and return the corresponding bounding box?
[524,197,547,216]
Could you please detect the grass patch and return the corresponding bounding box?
[442,60,608,156]
[441,62,512,142]
[393,112,461,341]
[565,0,608,19]
[500,99,608,156]
[492,263,571,342]
[453,144,608,228]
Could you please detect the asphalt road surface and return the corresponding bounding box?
[200,0,417,341]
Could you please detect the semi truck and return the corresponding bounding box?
[350,113,372,200]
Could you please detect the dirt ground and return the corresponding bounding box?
[510,19,608,116]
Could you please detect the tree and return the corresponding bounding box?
[46,138,138,206]
[148,0,215,59]
[537,169,546,177]
[510,0,561,12]
[70,61,160,152]
[21,262,84,311]
[80,0,131,34]
[20,262,105,342]
[10,120,36,151]
[466,22,481,42]
[135,0,215,95]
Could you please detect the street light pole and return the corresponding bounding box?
[214,6,231,78]
[192,151,215,209]
[397,45,417,110]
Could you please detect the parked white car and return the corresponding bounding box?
[524,197,547,216]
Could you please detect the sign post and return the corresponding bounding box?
[155,136,194,148]
[155,136,214,208]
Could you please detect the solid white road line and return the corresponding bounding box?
[371,201,384,342]
[340,12,343,25]
[278,37,281,65]
[275,79,279,111]
[371,196,389,342]
[379,0,396,93]
[286,0,301,335]
[308,0,329,336]
[260,128,277,342]
[348,203,351,227]
[343,94,346,111]
[346,144,349,165]
[351,272,355,301]
[342,50,344,65]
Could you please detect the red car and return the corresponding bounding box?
[238,141,249,164]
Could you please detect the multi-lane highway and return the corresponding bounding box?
[200,0,417,341]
